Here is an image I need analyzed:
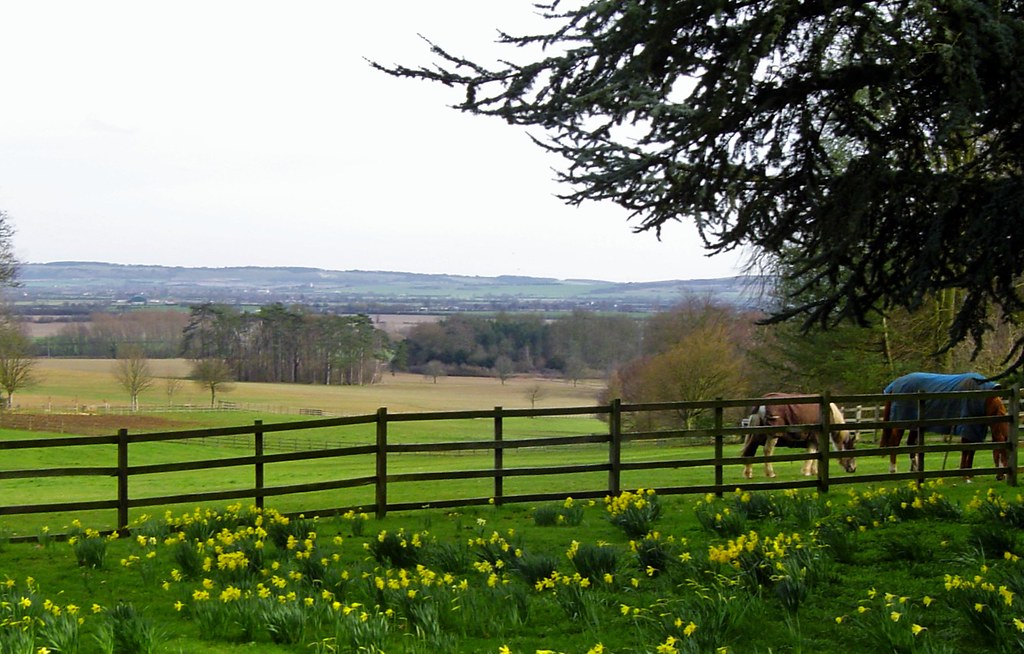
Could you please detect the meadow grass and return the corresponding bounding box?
[0,479,1020,653]
[0,408,894,537]
[4,360,1018,652]
[22,359,606,414]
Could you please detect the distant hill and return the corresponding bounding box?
[16,261,766,315]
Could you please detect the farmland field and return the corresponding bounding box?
[1,359,618,533]
[20,358,606,415]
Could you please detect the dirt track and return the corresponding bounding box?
[0,412,201,436]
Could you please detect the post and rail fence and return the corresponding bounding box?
[0,387,1018,539]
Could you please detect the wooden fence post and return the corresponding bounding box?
[375,407,388,520]
[714,403,724,496]
[819,393,831,494]
[254,419,264,511]
[1009,385,1020,487]
[117,428,129,530]
[608,399,621,497]
[493,407,504,506]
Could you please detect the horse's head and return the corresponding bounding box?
[987,395,1009,430]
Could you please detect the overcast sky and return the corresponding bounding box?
[0,1,747,283]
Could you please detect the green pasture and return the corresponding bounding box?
[0,478,1020,653]
[1,363,1022,653]
[1,407,905,537]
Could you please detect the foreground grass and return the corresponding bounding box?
[1,478,1022,653]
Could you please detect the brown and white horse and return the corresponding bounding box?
[741,393,857,479]
[880,372,1009,479]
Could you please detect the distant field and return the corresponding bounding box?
[23,313,442,338]
[20,358,606,415]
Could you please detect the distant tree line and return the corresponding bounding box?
[23,287,1024,420]
[35,310,189,358]
[180,303,391,385]
[395,310,644,382]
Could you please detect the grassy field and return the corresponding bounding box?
[3,359,616,533]
[22,358,606,414]
[0,479,1021,653]
[0,358,980,537]
[1,360,1023,652]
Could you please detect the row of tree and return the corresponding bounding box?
[37,310,188,358]
[5,289,1023,418]
[399,310,644,382]
[179,303,390,385]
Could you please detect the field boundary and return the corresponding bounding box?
[0,388,1018,533]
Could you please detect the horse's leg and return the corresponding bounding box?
[994,435,1008,482]
[764,436,777,478]
[804,438,818,476]
[740,433,757,479]
[742,434,755,479]
[881,427,903,474]
[989,397,1009,481]
[880,402,901,473]
[908,429,921,472]
[960,439,976,482]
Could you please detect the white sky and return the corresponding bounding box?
[0,1,746,283]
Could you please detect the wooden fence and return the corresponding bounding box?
[0,388,1018,534]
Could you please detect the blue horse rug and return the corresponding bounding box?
[884,372,1000,442]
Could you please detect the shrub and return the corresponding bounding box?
[606,488,662,539]
[367,529,425,569]
[97,602,159,654]
[511,550,559,586]
[568,541,620,583]
[68,522,110,570]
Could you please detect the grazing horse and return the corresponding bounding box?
[741,393,857,479]
[880,372,1009,479]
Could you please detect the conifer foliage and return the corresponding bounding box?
[376,1,1024,368]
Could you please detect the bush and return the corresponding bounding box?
[606,489,662,539]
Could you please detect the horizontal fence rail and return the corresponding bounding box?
[0,387,1018,537]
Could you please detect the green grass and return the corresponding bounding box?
[0,408,894,537]
[3,360,1016,652]
[0,480,1020,653]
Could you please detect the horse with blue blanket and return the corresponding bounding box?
[880,372,1009,479]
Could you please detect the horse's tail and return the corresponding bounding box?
[741,408,765,457]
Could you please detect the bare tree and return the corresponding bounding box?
[493,355,514,385]
[523,383,547,411]
[190,358,235,408]
[164,377,183,406]
[113,346,155,411]
[423,360,446,384]
[0,326,37,408]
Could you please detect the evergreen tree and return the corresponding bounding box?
[377,1,1024,370]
